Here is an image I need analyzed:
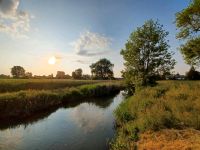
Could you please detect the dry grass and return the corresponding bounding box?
[111,81,200,150]
[138,129,200,150]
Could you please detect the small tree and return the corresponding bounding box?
[72,68,83,79]
[121,20,175,92]
[11,66,25,78]
[90,58,114,80]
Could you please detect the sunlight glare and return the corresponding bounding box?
[48,56,56,65]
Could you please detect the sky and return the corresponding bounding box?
[0,0,191,77]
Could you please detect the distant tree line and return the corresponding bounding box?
[3,58,114,80]
[0,74,10,79]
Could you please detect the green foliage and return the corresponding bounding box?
[112,81,200,149]
[90,58,114,80]
[130,127,139,142]
[0,80,124,119]
[120,111,135,122]
[11,66,25,78]
[72,68,83,79]
[176,0,200,39]
[121,20,175,91]
[176,0,200,66]
[180,37,200,66]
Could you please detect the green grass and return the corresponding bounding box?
[0,79,104,93]
[0,80,124,119]
[111,81,200,150]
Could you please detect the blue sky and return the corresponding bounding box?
[0,0,191,77]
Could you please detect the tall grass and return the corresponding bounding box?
[0,79,104,93]
[111,81,200,150]
[0,81,124,119]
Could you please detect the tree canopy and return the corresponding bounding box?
[180,37,200,66]
[72,68,83,79]
[176,0,200,39]
[11,66,25,78]
[176,0,200,67]
[121,20,175,92]
[90,58,114,80]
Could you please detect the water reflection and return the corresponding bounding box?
[71,103,106,133]
[0,93,116,131]
[0,91,124,150]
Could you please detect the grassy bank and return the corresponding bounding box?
[0,79,103,93]
[0,80,124,119]
[111,81,200,150]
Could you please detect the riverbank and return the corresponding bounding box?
[111,81,200,150]
[0,80,124,119]
[0,89,124,150]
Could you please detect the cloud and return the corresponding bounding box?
[0,0,31,38]
[70,31,112,57]
[76,60,90,64]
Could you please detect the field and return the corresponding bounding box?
[0,79,103,93]
[0,79,124,119]
[111,81,200,150]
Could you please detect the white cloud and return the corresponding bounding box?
[70,31,112,57]
[0,0,31,38]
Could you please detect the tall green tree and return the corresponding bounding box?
[121,20,175,92]
[176,0,200,66]
[90,58,114,80]
[11,66,25,78]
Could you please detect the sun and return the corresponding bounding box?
[48,56,56,65]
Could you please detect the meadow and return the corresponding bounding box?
[111,81,200,150]
[0,79,103,93]
[0,79,124,119]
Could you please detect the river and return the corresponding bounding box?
[0,91,124,150]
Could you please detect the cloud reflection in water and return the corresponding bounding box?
[71,103,107,133]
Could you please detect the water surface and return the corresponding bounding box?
[0,92,124,150]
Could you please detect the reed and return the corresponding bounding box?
[0,80,124,119]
